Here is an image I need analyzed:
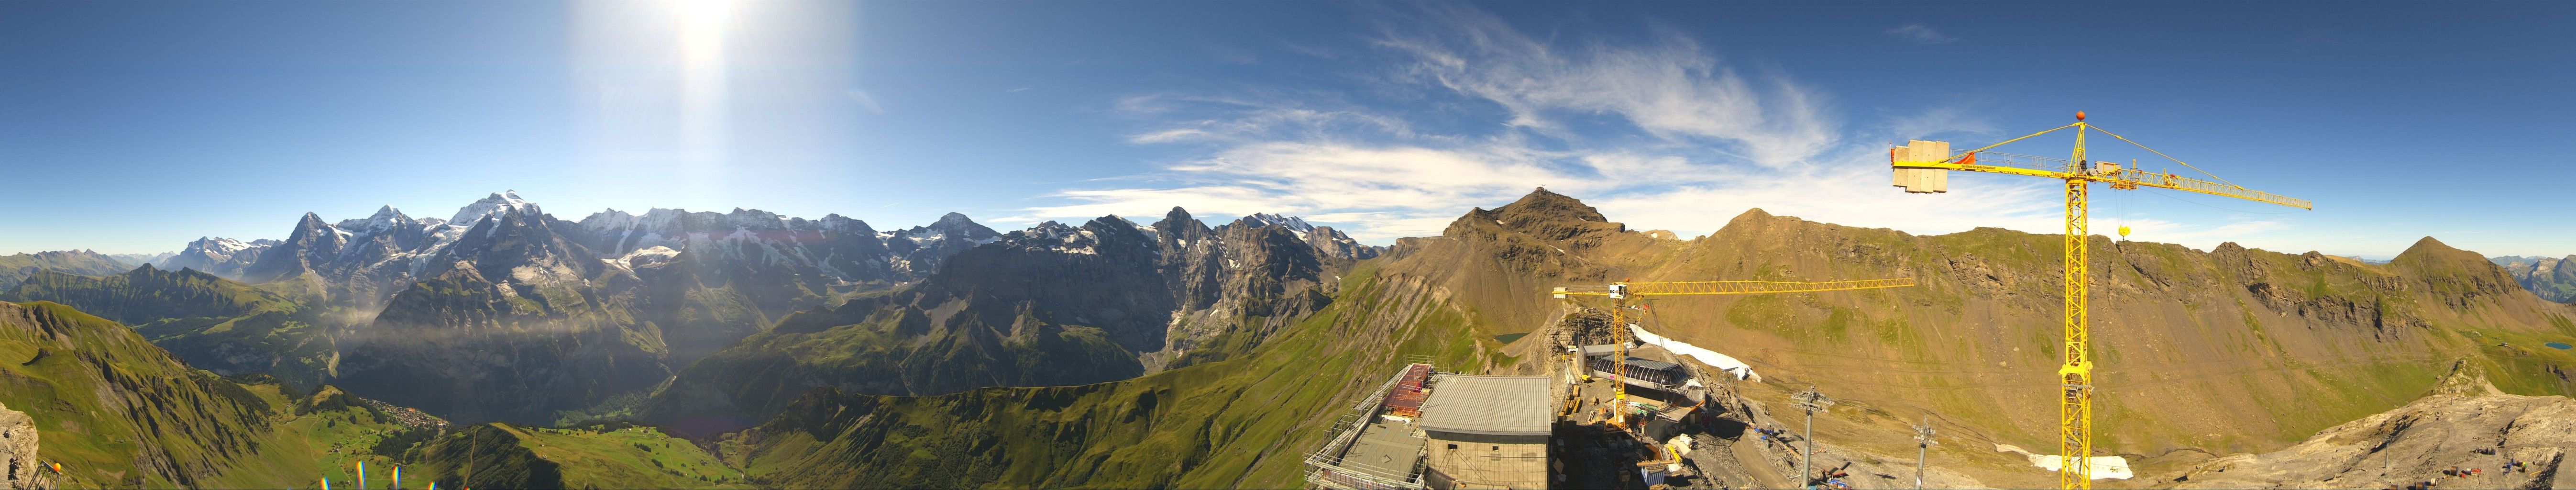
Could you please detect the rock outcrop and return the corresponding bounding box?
[2170,389,2576,489]
[0,401,44,490]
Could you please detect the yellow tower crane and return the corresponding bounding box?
[1551,278,1916,415]
[1888,111,2311,489]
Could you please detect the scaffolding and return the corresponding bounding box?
[1383,364,1434,418]
[1305,363,1438,490]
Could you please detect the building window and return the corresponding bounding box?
[1490,445,1499,451]
[1447,444,1457,450]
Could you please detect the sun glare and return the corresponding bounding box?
[672,0,734,178]
[672,0,735,66]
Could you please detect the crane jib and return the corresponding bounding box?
[1887,116,2310,490]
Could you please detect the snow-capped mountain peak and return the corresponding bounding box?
[337,205,414,232]
[1241,213,1315,233]
[1238,212,1318,240]
[451,190,537,224]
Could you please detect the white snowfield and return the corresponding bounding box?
[1628,324,1761,383]
[2028,455,2135,480]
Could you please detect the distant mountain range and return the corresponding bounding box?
[0,249,132,290]
[2,190,1381,425]
[638,207,1368,433]
[2492,255,2576,302]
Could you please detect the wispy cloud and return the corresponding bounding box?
[844,88,885,114]
[1009,87,1033,93]
[1885,24,1959,45]
[1015,5,2262,246]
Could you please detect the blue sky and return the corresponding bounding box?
[3,1,2570,258]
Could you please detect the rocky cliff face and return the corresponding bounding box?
[0,401,42,490]
[882,212,1005,277]
[1150,211,1344,369]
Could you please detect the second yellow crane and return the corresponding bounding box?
[1891,111,2311,489]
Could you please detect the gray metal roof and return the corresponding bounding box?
[1419,375,1554,436]
[1620,356,1681,371]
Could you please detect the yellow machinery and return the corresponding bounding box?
[1551,278,1917,420]
[1889,111,2311,489]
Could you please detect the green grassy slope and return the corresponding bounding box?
[643,294,1145,433]
[1,266,339,391]
[0,301,416,488]
[1616,210,2576,467]
[0,299,721,489]
[405,422,752,489]
[732,261,1486,489]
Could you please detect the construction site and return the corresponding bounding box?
[1303,304,1935,490]
[1302,114,2353,490]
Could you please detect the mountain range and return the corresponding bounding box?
[0,250,132,290]
[1,188,2568,489]
[2492,255,2576,303]
[5,190,1382,426]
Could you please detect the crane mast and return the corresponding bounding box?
[1891,112,2310,489]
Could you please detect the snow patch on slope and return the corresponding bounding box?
[1629,324,1761,382]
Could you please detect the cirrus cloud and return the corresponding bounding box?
[1014,5,2253,247]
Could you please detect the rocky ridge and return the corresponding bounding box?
[0,401,42,490]
[640,208,1364,431]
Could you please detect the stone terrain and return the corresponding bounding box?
[0,401,46,490]
[2165,371,2576,489]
